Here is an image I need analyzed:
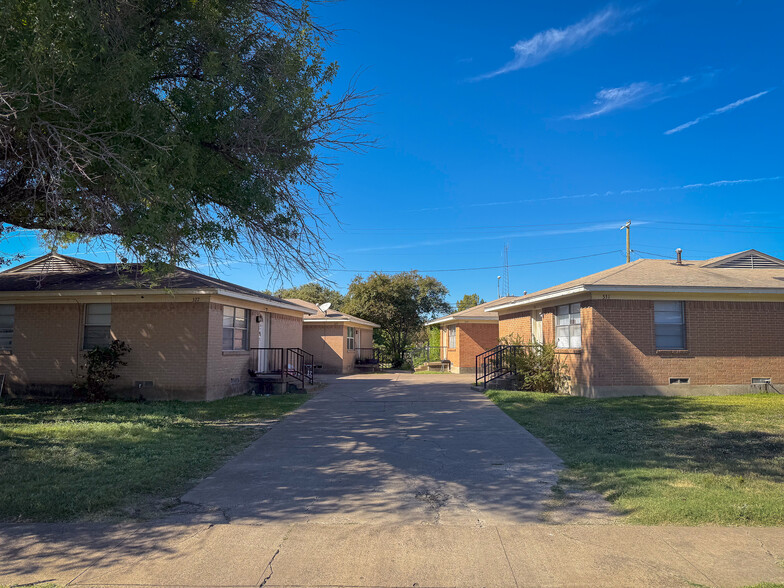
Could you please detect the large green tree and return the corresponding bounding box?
[0,0,368,275]
[343,272,451,367]
[456,293,485,311]
[275,282,344,309]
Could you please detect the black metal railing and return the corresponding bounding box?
[249,347,284,377]
[354,347,380,365]
[287,347,314,386]
[475,344,529,388]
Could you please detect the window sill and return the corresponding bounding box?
[222,350,250,356]
[555,348,582,354]
[656,349,690,357]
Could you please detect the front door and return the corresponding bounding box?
[532,310,543,344]
[257,312,270,372]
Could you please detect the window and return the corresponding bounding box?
[0,305,14,351]
[84,303,112,349]
[448,325,456,348]
[347,326,355,350]
[222,306,249,350]
[655,301,685,350]
[556,303,581,349]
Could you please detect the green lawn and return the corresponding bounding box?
[0,394,310,522]
[487,390,784,525]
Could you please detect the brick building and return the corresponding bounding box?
[485,249,784,397]
[284,299,378,374]
[426,297,517,374]
[0,253,312,400]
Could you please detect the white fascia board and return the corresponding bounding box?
[304,317,380,328]
[0,287,316,314]
[426,315,498,326]
[486,284,784,312]
[485,286,588,312]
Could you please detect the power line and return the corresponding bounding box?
[328,250,624,274]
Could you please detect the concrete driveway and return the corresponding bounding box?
[180,373,605,525]
[4,374,784,587]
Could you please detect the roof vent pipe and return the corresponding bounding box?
[676,248,683,265]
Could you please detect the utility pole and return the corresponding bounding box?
[502,244,510,296]
[620,220,631,263]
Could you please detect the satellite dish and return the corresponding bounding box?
[318,302,332,313]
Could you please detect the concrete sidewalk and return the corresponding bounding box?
[1,521,783,587]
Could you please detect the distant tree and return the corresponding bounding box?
[275,283,345,309]
[0,0,369,276]
[456,293,485,312]
[343,272,451,367]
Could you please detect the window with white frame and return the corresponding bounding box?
[448,325,456,348]
[555,303,581,349]
[654,301,685,350]
[222,306,249,350]
[0,305,14,351]
[83,303,112,349]
[346,326,355,350]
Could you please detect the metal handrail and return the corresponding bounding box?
[286,347,314,386]
[354,347,380,365]
[249,347,284,377]
[475,344,529,388]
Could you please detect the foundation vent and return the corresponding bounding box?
[669,377,690,385]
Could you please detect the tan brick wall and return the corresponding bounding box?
[0,303,82,396]
[0,301,211,400]
[0,299,306,401]
[302,323,344,373]
[114,302,209,400]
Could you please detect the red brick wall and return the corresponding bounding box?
[498,311,532,342]
[586,299,784,387]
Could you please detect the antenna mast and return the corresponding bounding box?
[502,243,510,296]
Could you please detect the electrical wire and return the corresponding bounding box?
[328,250,624,274]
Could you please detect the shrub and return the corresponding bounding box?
[501,336,567,394]
[74,340,132,401]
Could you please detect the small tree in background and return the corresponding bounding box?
[456,293,485,311]
[75,340,132,402]
[344,272,451,367]
[275,283,345,309]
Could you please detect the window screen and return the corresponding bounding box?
[346,326,355,350]
[448,325,456,348]
[655,301,685,350]
[222,306,249,350]
[0,305,14,351]
[555,303,581,349]
[84,303,112,349]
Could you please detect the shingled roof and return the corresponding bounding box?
[425,296,519,326]
[486,249,784,313]
[0,253,312,313]
[284,299,379,328]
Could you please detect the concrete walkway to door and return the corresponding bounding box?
[180,372,605,525]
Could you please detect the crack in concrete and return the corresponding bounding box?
[658,536,716,587]
[745,529,783,567]
[258,547,279,587]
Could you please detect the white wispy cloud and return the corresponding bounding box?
[346,222,635,254]
[566,81,662,119]
[412,175,783,213]
[565,71,719,120]
[474,6,632,81]
[665,89,772,134]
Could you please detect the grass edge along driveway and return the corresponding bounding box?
[487,390,784,525]
[0,394,310,522]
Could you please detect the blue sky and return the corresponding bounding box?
[5,0,784,305]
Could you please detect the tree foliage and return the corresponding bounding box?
[0,0,369,276]
[275,282,344,309]
[456,293,485,312]
[343,272,450,367]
